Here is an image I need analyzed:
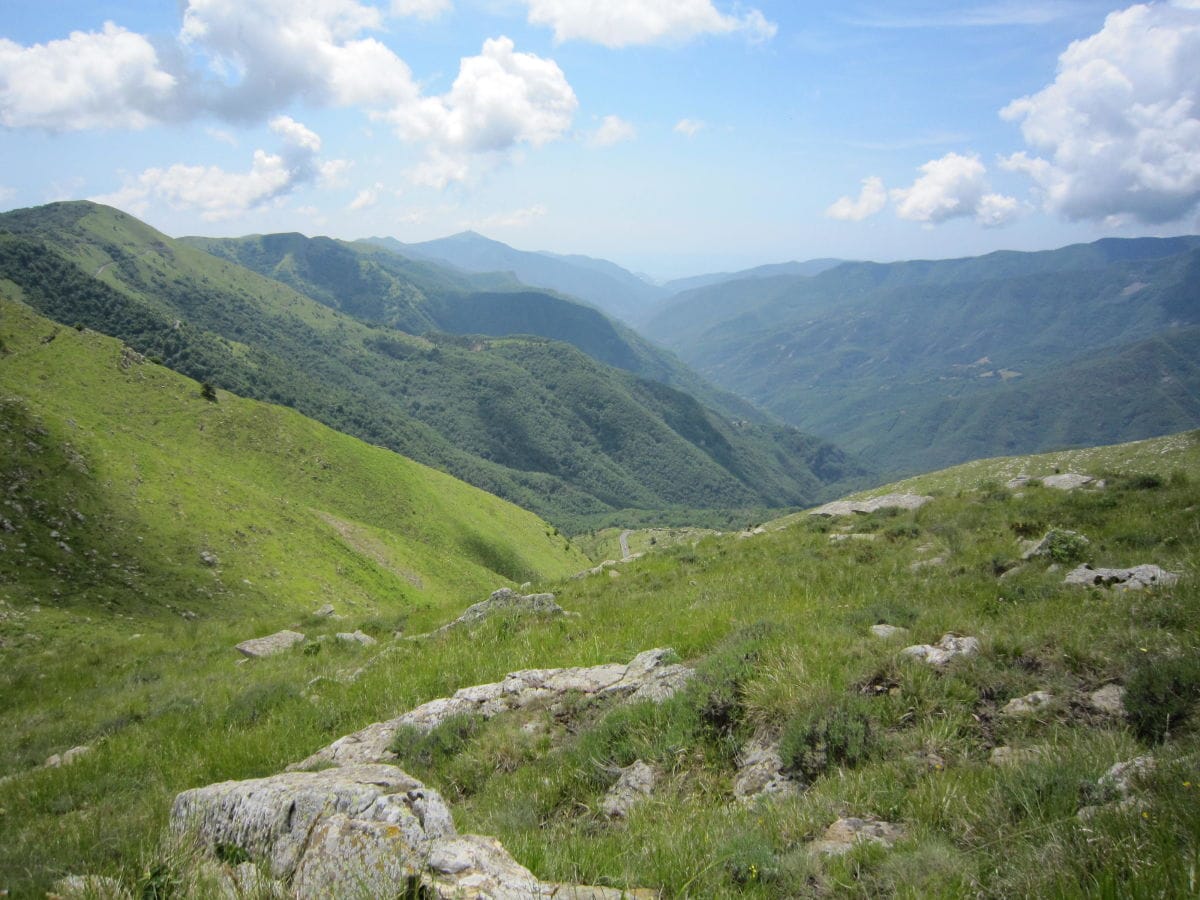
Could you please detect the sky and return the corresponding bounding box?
[1,1,1199,279]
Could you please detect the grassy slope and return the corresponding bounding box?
[3,396,1197,895]
[0,203,860,531]
[0,296,590,894]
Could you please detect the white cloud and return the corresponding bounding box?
[349,183,383,210]
[384,36,577,185]
[826,176,888,221]
[522,0,776,47]
[468,203,549,230]
[1000,2,1200,224]
[0,22,176,130]
[392,0,453,19]
[890,152,1019,225]
[589,114,636,147]
[674,118,706,138]
[93,117,331,220]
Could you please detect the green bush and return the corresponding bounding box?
[1124,654,1200,743]
[1042,529,1090,564]
[779,699,875,781]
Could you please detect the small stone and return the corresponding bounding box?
[1001,690,1055,717]
[811,816,905,856]
[733,730,799,801]
[199,550,219,567]
[601,760,659,819]
[869,624,907,639]
[335,629,377,646]
[901,633,980,666]
[312,603,336,618]
[1087,684,1126,717]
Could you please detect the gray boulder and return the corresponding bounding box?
[1086,684,1126,717]
[601,760,659,819]
[733,730,799,802]
[900,634,980,666]
[869,624,907,640]
[1064,564,1179,590]
[335,629,378,647]
[235,630,306,658]
[429,588,567,635]
[1042,473,1094,490]
[810,493,932,517]
[810,816,905,856]
[1001,691,1055,717]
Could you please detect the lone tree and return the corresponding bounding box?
[200,382,218,402]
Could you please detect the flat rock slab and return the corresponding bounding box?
[810,493,932,517]
[1064,564,1179,590]
[869,624,908,640]
[811,817,905,856]
[44,744,91,768]
[901,633,980,666]
[235,630,306,658]
[292,649,694,770]
[1042,473,1095,490]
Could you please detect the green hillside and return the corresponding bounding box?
[0,202,861,531]
[645,237,1200,475]
[184,231,764,422]
[3,394,1197,894]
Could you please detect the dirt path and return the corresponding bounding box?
[619,529,632,560]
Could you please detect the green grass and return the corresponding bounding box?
[1,292,1198,895]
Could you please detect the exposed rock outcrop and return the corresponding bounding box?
[1001,691,1056,717]
[335,629,377,646]
[292,649,693,771]
[44,744,91,768]
[601,760,659,819]
[733,730,800,802]
[900,634,980,667]
[810,816,906,856]
[810,493,932,517]
[1064,564,1179,590]
[1086,684,1126,717]
[428,588,569,636]
[235,630,306,658]
[1042,473,1096,490]
[1078,756,1156,820]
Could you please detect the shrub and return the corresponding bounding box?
[1124,654,1200,743]
[390,713,485,769]
[1042,529,1090,564]
[779,699,875,781]
[200,382,218,402]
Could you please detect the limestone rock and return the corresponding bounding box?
[810,816,905,856]
[336,629,378,646]
[312,603,336,618]
[431,588,567,635]
[235,630,306,658]
[1078,755,1156,819]
[44,744,91,769]
[900,634,980,666]
[1064,564,1179,590]
[869,624,907,640]
[1001,691,1055,717]
[200,550,219,567]
[1042,473,1094,490]
[602,760,658,819]
[1087,684,1126,717]
[292,649,694,770]
[49,875,132,899]
[733,731,799,802]
[811,493,932,517]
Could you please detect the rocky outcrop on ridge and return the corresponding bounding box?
[426,588,569,637]
[810,493,932,517]
[292,649,693,771]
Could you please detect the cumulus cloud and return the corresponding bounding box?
[674,118,706,137]
[589,114,636,147]
[392,0,453,19]
[522,0,776,47]
[93,116,334,220]
[826,176,888,221]
[890,152,1019,226]
[468,203,549,230]
[349,183,383,210]
[999,2,1200,224]
[0,22,176,130]
[384,36,577,186]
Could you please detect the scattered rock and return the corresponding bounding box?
[830,533,878,542]
[1064,564,1179,590]
[1006,475,1031,490]
[602,760,659,819]
[1042,473,1095,490]
[810,493,932,517]
[909,749,946,772]
[571,559,621,579]
[335,629,378,647]
[44,745,91,769]
[900,634,980,667]
[1078,756,1156,819]
[810,816,905,856]
[869,624,907,640]
[733,730,800,802]
[1001,691,1056,717]
[235,630,306,658]
[429,588,568,636]
[199,550,219,567]
[909,555,948,572]
[48,875,132,900]
[1086,684,1126,717]
[292,649,693,770]
[989,746,1041,767]
[1021,529,1090,561]
[312,603,336,618]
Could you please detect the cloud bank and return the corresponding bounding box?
[522,0,776,47]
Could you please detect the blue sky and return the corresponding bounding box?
[2,1,1198,278]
